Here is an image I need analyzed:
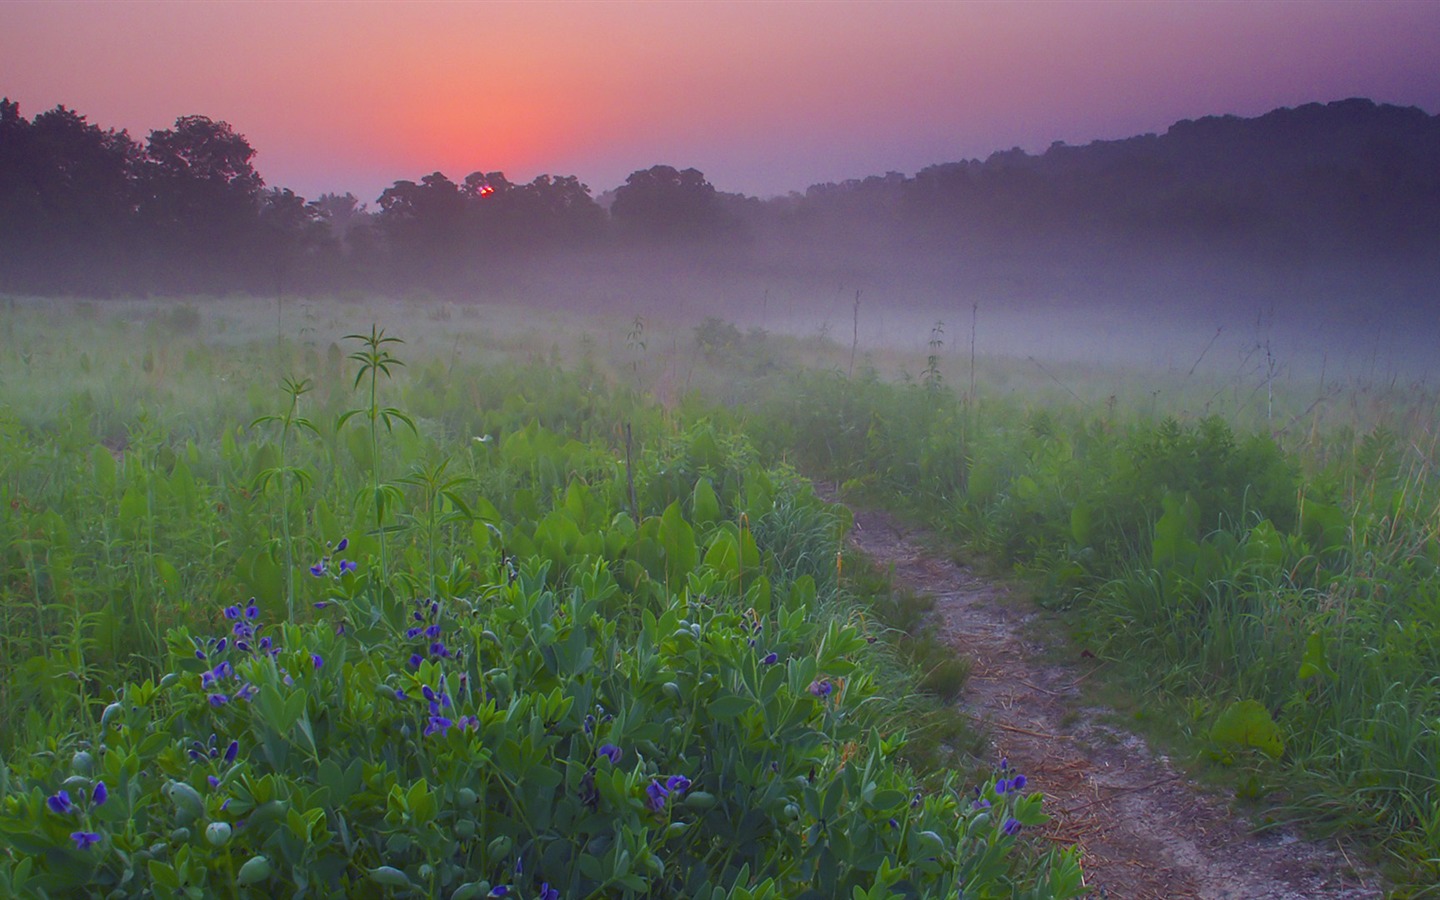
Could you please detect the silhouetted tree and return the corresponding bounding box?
[610,165,732,241]
[0,101,141,291]
[377,172,468,275]
[136,115,265,287]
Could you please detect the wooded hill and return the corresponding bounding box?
[2,97,1436,317]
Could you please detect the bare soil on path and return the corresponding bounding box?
[837,495,1383,899]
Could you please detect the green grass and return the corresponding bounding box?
[0,294,1084,898]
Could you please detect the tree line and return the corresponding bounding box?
[3,96,1437,301]
[0,100,744,296]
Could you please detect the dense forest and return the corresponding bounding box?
[2,97,1438,316]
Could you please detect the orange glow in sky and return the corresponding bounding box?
[3,0,1438,202]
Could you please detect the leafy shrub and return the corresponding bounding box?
[0,553,1078,899]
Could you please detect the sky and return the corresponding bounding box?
[3,0,1439,204]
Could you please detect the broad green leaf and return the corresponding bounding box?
[1211,699,1284,759]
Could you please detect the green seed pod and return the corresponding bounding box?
[169,827,191,843]
[450,884,485,900]
[101,702,124,728]
[456,787,478,809]
[684,791,717,810]
[71,751,95,776]
[164,781,205,825]
[205,822,232,846]
[455,819,476,839]
[62,775,91,793]
[158,672,180,689]
[480,630,500,645]
[662,682,682,701]
[486,835,512,859]
[418,864,434,881]
[784,803,801,820]
[236,855,272,885]
[368,866,412,888]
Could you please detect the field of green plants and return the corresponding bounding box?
[746,352,1440,892]
[0,297,1083,898]
[3,294,1439,895]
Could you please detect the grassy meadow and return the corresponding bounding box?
[2,293,1438,895]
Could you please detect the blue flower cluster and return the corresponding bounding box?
[46,782,107,850]
[645,774,693,812]
[403,598,455,668]
[308,537,356,577]
[196,599,279,706]
[416,679,479,737]
[969,757,1030,836]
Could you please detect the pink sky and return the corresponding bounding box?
[3,0,1438,202]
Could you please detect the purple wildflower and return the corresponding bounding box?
[597,743,622,765]
[539,884,559,900]
[223,605,240,620]
[235,683,257,701]
[71,831,102,850]
[46,791,74,815]
[309,561,325,577]
[208,775,220,788]
[224,740,239,764]
[425,624,441,639]
[424,716,453,737]
[335,538,348,552]
[311,654,323,669]
[1011,774,1026,791]
[666,774,692,794]
[762,651,779,665]
[645,779,669,812]
[807,678,833,698]
[339,559,357,574]
[995,779,1010,795]
[406,627,423,639]
[1002,817,1022,836]
[409,654,423,669]
[245,601,259,619]
[207,693,228,707]
[92,781,108,807]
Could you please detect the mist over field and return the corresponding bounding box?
[2,96,1437,379]
[8,37,1440,891]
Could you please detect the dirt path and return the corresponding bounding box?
[839,498,1382,899]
